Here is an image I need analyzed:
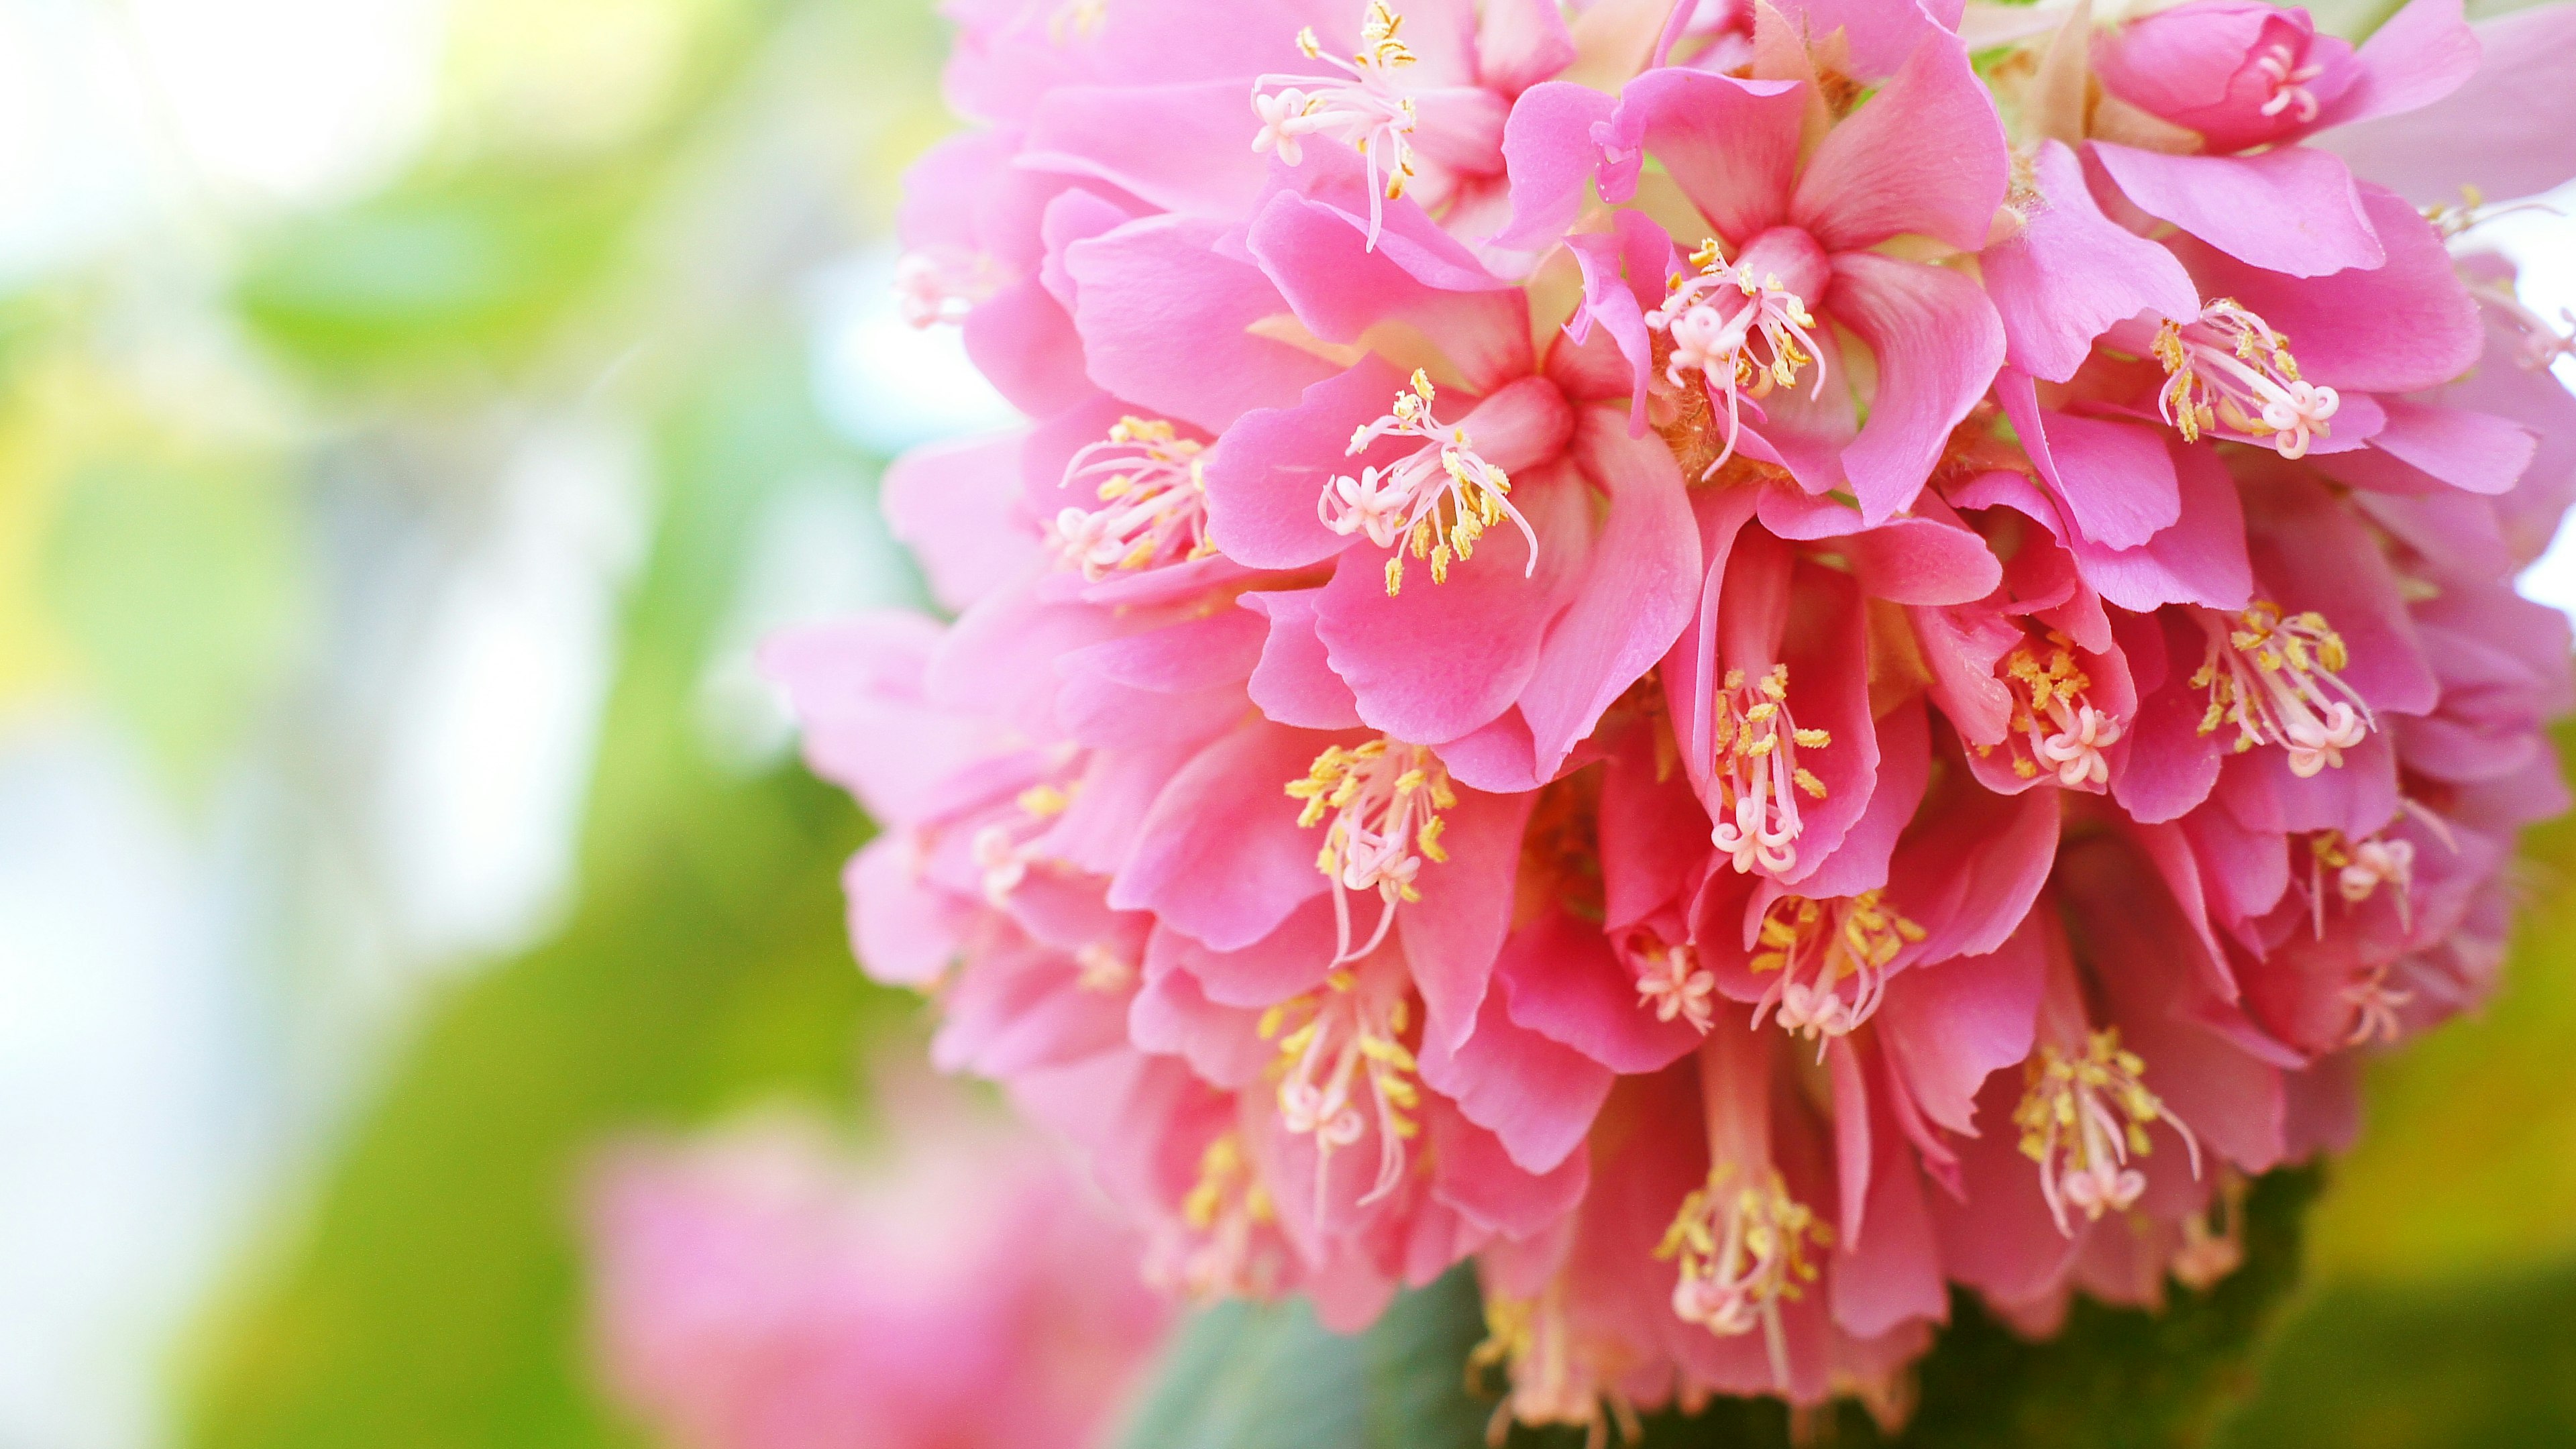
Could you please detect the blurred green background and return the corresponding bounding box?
[0,1,2570,1446]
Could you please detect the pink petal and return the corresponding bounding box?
[1106,719,1331,949]
[1401,788,1540,1055]
[1313,461,1584,745]
[1828,252,2006,523]
[1426,1099,1591,1240]
[1983,140,2200,383]
[1065,216,1337,432]
[1497,907,1705,1074]
[1144,900,1338,1008]
[1020,80,1273,220]
[1243,191,1534,394]
[1477,0,1578,95]
[2091,143,2382,279]
[1242,589,1365,729]
[964,275,1096,417]
[2365,398,2536,496]
[1791,32,2009,254]
[1755,486,2004,605]
[847,837,966,989]
[1492,80,1621,252]
[1610,67,1805,246]
[2317,1,2576,205]
[2312,0,2481,131]
[2168,184,2477,394]
[1417,983,1616,1173]
[1203,356,1405,569]
[1876,922,2046,1137]
[1516,411,1703,779]
[883,431,1038,612]
[1997,372,2180,549]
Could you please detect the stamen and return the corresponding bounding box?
[1468,1287,1641,1449]
[1988,630,2123,788]
[1257,975,1421,1214]
[2469,280,2576,372]
[1635,940,1719,1034]
[2251,41,2325,122]
[1250,2,1421,246]
[2154,299,2339,459]
[2341,963,2413,1046]
[1657,1166,1831,1389]
[2012,1028,2200,1236]
[1644,237,1828,478]
[2190,602,2373,775]
[1286,737,1456,965]
[894,246,1004,327]
[967,781,1075,904]
[1167,1133,1280,1299]
[1746,891,1924,1052]
[1318,370,1538,595]
[2304,828,2416,938]
[1707,664,1833,877]
[1048,416,1216,578]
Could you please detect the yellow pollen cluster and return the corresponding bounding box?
[1391,376,1509,596]
[2015,1030,2163,1165]
[1301,0,1415,69]
[2192,601,2365,769]
[1712,666,1832,792]
[1181,1132,1273,1233]
[1748,890,1924,979]
[1016,782,1073,817]
[2000,633,2090,779]
[1656,1167,1832,1326]
[2014,1026,2202,1233]
[1287,739,1454,893]
[2153,299,2338,458]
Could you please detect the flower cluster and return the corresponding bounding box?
[775,0,2576,1433]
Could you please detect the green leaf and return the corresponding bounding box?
[1116,1267,1491,1449]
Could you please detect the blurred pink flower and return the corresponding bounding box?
[583,1097,1171,1449]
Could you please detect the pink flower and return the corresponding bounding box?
[582,1096,1170,1449]
[769,0,2576,1436]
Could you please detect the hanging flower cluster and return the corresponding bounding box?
[775,0,2576,1434]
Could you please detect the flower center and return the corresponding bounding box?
[1748,890,1924,1049]
[2154,299,2339,459]
[1708,664,1833,877]
[2251,41,2325,122]
[1258,974,1422,1211]
[1634,938,1719,1034]
[1644,237,1827,478]
[2012,1028,2200,1235]
[1320,369,1538,595]
[1657,1167,1831,1389]
[1251,2,1421,246]
[2190,602,2373,775]
[893,246,1004,328]
[1992,631,2123,789]
[1049,416,1216,578]
[1287,737,1456,964]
